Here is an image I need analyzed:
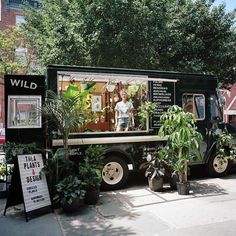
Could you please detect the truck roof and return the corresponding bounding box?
[47,64,217,81]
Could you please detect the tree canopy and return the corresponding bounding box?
[0,26,38,76]
[23,0,236,84]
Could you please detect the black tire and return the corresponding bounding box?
[101,155,129,190]
[207,153,231,177]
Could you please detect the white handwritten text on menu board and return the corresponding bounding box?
[150,81,175,128]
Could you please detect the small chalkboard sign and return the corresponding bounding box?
[4,154,52,221]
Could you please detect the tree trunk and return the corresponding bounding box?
[63,134,69,160]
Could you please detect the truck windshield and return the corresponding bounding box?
[210,95,223,121]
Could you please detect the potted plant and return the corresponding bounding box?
[79,163,102,205]
[158,105,202,195]
[209,127,236,176]
[137,101,156,129]
[145,154,165,191]
[41,89,95,158]
[80,145,105,205]
[40,148,74,205]
[54,175,86,213]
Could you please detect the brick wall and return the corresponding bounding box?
[0,0,23,30]
[0,0,24,126]
[0,77,4,128]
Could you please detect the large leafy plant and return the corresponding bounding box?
[145,156,165,181]
[79,163,102,190]
[137,101,156,129]
[214,128,236,162]
[41,89,95,155]
[54,175,86,205]
[158,105,202,183]
[4,142,40,163]
[79,145,105,190]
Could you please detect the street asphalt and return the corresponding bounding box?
[0,170,236,236]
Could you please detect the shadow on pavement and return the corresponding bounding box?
[55,193,139,236]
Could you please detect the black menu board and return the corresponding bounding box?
[149,80,175,128]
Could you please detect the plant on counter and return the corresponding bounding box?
[158,105,202,195]
[137,101,156,129]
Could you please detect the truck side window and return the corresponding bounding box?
[182,94,205,120]
[210,95,222,121]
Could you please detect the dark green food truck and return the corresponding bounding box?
[45,65,236,190]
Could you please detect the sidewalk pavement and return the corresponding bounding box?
[0,172,236,236]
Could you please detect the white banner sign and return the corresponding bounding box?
[17,154,51,212]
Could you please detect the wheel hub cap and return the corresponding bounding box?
[213,157,228,173]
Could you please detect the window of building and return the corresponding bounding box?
[182,94,205,120]
[8,95,42,128]
[0,1,2,21]
[16,15,25,25]
[15,47,27,63]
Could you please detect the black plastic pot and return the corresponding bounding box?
[62,198,84,213]
[169,173,179,190]
[176,182,190,195]
[85,189,100,205]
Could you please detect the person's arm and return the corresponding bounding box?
[114,103,119,128]
[115,109,118,128]
[130,103,135,127]
[131,109,135,127]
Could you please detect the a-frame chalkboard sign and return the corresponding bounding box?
[4,154,52,222]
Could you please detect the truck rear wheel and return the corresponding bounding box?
[208,153,231,177]
[101,155,129,190]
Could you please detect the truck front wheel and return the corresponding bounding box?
[208,153,231,177]
[101,155,129,190]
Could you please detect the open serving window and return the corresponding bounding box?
[57,72,150,133]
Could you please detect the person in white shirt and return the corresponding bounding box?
[115,90,135,131]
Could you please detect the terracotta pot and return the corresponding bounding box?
[85,189,100,205]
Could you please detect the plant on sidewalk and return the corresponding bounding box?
[158,105,202,194]
[54,175,86,212]
[214,128,236,161]
[145,153,165,191]
[79,145,105,204]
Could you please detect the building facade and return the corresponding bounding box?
[0,0,39,127]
